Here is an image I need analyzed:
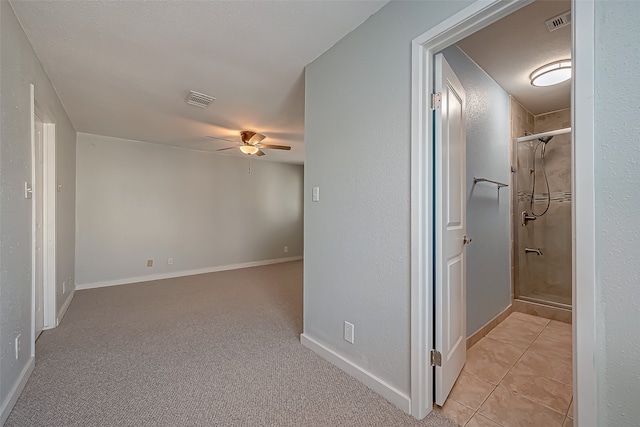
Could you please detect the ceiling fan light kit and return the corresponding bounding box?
[239,145,259,155]
[211,130,291,157]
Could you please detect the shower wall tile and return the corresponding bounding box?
[510,97,535,191]
[519,203,572,305]
[534,109,571,202]
[517,142,533,192]
[534,108,571,133]
[510,97,535,138]
[534,132,571,194]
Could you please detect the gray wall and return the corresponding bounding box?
[595,1,640,424]
[442,45,512,336]
[75,133,303,287]
[0,0,76,416]
[304,0,473,396]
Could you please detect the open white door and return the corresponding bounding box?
[434,53,467,406]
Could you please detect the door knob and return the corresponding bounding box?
[463,235,472,245]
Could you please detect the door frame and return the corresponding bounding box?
[33,99,45,340]
[409,0,596,424]
[30,84,57,346]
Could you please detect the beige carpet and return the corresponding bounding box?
[6,261,457,427]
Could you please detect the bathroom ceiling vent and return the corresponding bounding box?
[545,11,571,32]
[186,90,215,108]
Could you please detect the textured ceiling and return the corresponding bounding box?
[10,0,388,164]
[457,0,571,115]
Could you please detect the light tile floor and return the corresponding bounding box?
[436,312,573,427]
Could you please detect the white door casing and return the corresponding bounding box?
[410,2,536,418]
[34,113,45,339]
[30,83,57,353]
[434,53,467,406]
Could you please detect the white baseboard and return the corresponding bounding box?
[76,256,304,290]
[300,333,411,414]
[0,357,34,425]
[56,287,75,326]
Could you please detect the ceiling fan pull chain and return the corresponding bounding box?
[248,155,252,174]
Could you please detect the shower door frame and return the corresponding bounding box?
[512,127,573,310]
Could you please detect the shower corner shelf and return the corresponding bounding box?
[473,177,509,188]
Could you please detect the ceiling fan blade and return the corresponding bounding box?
[256,150,266,157]
[241,131,266,144]
[257,144,291,151]
[207,135,238,144]
[216,146,238,152]
[249,133,266,144]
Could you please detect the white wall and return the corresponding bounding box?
[441,45,512,336]
[75,133,303,287]
[303,0,473,398]
[594,1,640,424]
[0,0,76,422]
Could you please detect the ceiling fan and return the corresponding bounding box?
[208,131,291,157]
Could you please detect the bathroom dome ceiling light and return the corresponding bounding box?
[530,60,572,87]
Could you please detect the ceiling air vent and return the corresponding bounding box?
[186,90,215,108]
[545,11,571,32]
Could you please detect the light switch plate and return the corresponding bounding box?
[312,186,320,202]
[25,182,33,199]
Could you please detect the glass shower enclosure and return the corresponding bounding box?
[513,127,572,308]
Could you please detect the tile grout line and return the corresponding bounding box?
[487,320,547,385]
[493,383,570,419]
[489,315,570,380]
[459,314,569,426]
[566,396,574,418]
[449,364,499,425]
[462,314,548,403]
[494,321,572,418]
[461,383,502,427]
[521,323,573,383]
[453,379,500,426]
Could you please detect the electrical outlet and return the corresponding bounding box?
[15,334,21,360]
[147,259,153,267]
[168,258,173,265]
[344,321,355,344]
[283,246,288,253]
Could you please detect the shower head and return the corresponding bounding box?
[538,136,554,144]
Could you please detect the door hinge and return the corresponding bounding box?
[431,92,442,110]
[430,349,442,367]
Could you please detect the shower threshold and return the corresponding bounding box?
[515,295,572,311]
[513,298,572,323]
